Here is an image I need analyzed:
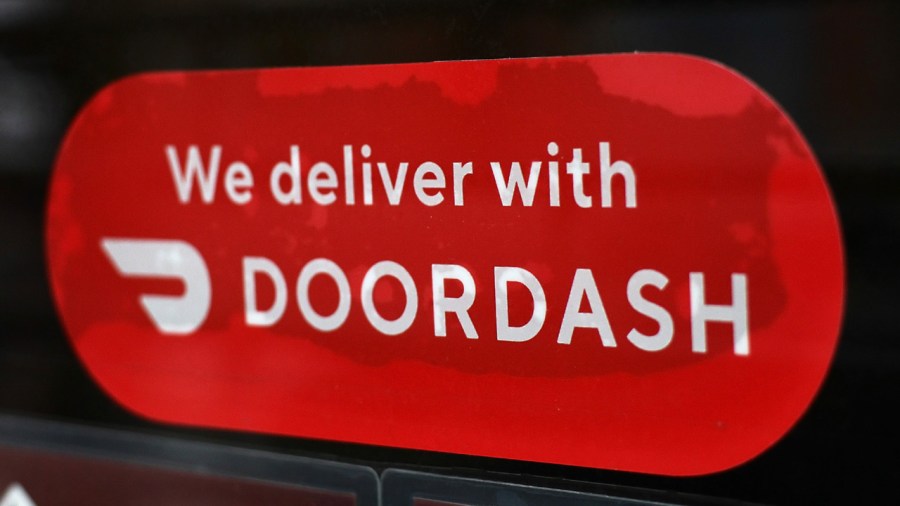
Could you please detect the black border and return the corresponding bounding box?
[0,414,380,506]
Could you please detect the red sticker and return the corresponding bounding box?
[46,54,844,475]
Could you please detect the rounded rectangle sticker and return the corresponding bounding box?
[46,53,844,475]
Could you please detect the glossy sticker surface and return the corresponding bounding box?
[46,54,844,475]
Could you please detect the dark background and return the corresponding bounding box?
[1,1,898,503]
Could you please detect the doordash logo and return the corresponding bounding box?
[101,239,210,335]
[48,54,844,476]
[102,237,751,357]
